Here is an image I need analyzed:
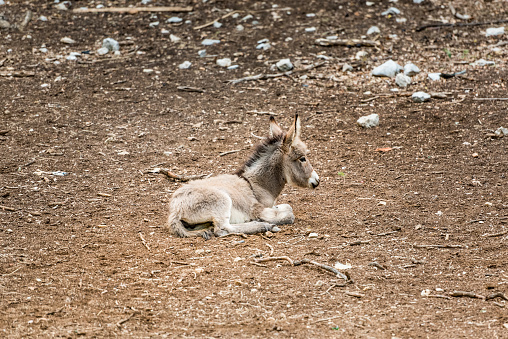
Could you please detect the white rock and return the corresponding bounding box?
[236,24,244,31]
[55,2,71,10]
[413,0,424,3]
[39,47,48,53]
[404,62,420,76]
[202,39,220,46]
[276,58,293,72]
[149,21,159,27]
[371,59,402,77]
[355,51,368,60]
[494,127,508,137]
[66,54,77,61]
[366,1,374,6]
[305,27,316,33]
[39,15,48,22]
[241,14,253,21]
[308,233,319,238]
[470,58,495,66]
[357,114,379,128]
[257,38,269,44]
[396,17,407,23]
[227,65,239,70]
[167,17,182,23]
[143,69,154,73]
[334,262,352,270]
[485,27,505,37]
[256,42,271,50]
[306,13,316,17]
[60,37,76,44]
[381,7,400,16]
[412,92,431,103]
[342,63,353,72]
[428,73,441,81]
[213,21,222,28]
[367,26,380,35]
[326,35,338,40]
[170,34,181,43]
[198,49,207,57]
[178,61,192,69]
[395,73,411,88]
[102,38,120,52]
[216,58,232,67]
[96,47,109,55]
[161,29,169,34]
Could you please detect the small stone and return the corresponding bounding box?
[342,63,353,72]
[167,17,182,23]
[96,47,109,55]
[396,18,407,23]
[494,127,508,137]
[367,26,380,35]
[371,59,402,77]
[381,7,400,16]
[170,34,181,43]
[366,1,374,5]
[276,58,293,72]
[39,47,48,53]
[357,114,379,128]
[143,69,154,73]
[216,58,232,67]
[60,37,76,44]
[198,49,207,57]
[227,65,239,70]
[326,35,338,40]
[102,38,120,52]
[213,21,222,28]
[355,51,368,60]
[241,14,254,21]
[39,15,48,22]
[395,73,411,88]
[470,58,495,66]
[55,1,71,10]
[404,62,420,76]
[411,92,431,103]
[202,39,220,46]
[305,27,316,33]
[378,201,387,206]
[472,152,479,158]
[161,29,169,34]
[0,19,10,28]
[256,42,271,50]
[428,73,441,81]
[178,61,192,69]
[436,288,444,292]
[308,233,319,238]
[485,27,505,37]
[251,20,260,25]
[149,21,159,27]
[413,0,424,3]
[236,24,244,31]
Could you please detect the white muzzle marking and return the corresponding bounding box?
[308,170,320,188]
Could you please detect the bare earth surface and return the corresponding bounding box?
[1,0,507,338]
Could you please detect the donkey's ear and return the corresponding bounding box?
[283,114,301,147]
[269,116,283,138]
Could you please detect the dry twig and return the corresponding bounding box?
[414,244,464,249]
[294,258,350,281]
[219,149,242,157]
[482,230,508,237]
[450,291,485,299]
[315,38,380,47]
[0,205,16,212]
[426,294,452,300]
[255,256,294,266]
[177,86,204,93]
[416,19,508,32]
[486,292,508,301]
[219,232,248,239]
[265,243,274,256]
[473,98,508,101]
[73,6,193,14]
[116,312,137,327]
[194,10,240,30]
[138,232,150,250]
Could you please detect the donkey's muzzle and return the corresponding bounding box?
[309,171,320,189]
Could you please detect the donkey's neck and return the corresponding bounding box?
[239,150,286,207]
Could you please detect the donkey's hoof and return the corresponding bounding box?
[271,226,281,233]
[201,230,214,240]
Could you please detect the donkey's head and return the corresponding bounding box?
[270,115,320,189]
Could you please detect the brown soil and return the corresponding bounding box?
[1,0,507,338]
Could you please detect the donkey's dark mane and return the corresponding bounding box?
[235,134,284,176]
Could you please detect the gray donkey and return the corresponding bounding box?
[167,115,320,239]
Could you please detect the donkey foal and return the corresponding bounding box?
[167,115,319,239]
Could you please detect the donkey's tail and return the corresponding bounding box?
[167,212,213,240]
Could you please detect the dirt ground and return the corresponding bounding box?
[1,0,507,338]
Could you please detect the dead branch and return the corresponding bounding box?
[311,315,342,324]
[227,62,325,84]
[170,261,194,266]
[254,256,294,266]
[348,240,371,246]
[315,38,380,47]
[368,262,386,270]
[416,19,508,32]
[345,291,365,298]
[116,312,137,328]
[294,258,350,281]
[486,292,508,301]
[250,262,268,268]
[450,291,485,299]
[0,71,35,77]
[157,168,207,182]
[427,294,452,300]
[2,266,22,276]
[473,98,508,101]
[219,232,248,239]
[177,86,204,93]
[73,6,193,14]
[0,205,16,212]
[414,244,465,249]
[482,230,508,237]
[194,10,240,30]
[138,232,150,250]
[265,243,274,256]
[219,149,242,157]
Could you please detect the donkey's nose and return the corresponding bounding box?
[309,171,320,189]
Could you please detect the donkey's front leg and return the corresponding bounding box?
[259,204,295,225]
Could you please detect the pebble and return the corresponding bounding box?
[357,114,379,128]
[149,21,159,27]
[60,37,76,44]
[227,65,239,70]
[276,58,293,72]
[241,14,253,21]
[308,233,319,238]
[178,61,192,69]
[202,39,220,46]
[161,29,169,34]
[143,69,154,73]
[39,15,48,22]
[198,49,207,57]
[0,19,10,28]
[170,34,181,43]
[485,27,505,37]
[414,0,424,3]
[216,58,232,67]
[257,38,269,44]
[236,24,244,31]
[305,27,317,33]
[342,63,353,72]
[371,59,402,77]
[396,17,407,23]
[411,92,431,103]
[494,127,508,137]
[395,73,411,87]
[102,38,120,52]
[470,58,495,66]
[404,62,420,76]
[213,21,222,28]
[381,7,401,16]
[367,26,380,35]
[355,51,368,60]
[428,73,441,81]
[167,17,182,23]
[55,2,71,10]
[96,47,109,55]
[326,35,338,40]
[256,42,271,50]
[39,47,48,53]
[366,1,374,5]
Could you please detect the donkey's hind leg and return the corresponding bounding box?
[259,204,295,225]
[215,221,280,236]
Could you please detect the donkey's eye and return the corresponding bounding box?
[299,156,307,163]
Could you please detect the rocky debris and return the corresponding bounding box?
[149,21,159,28]
[395,73,411,88]
[55,1,71,10]
[39,15,48,22]
[0,18,10,28]
[404,62,420,76]
[236,24,244,31]
[367,26,380,35]
[97,47,109,55]
[308,233,319,238]
[470,59,495,66]
[371,60,402,78]
[102,38,120,52]
[202,39,220,46]
[356,51,369,60]
[396,18,407,24]
[276,59,293,72]
[170,34,181,43]
[428,73,441,81]
[382,7,401,16]
[414,0,424,3]
[167,17,183,23]
[216,58,232,67]
[494,127,508,137]
[305,27,317,33]
[178,61,192,69]
[342,63,353,72]
[485,27,505,37]
[213,21,222,28]
[357,114,379,128]
[60,37,76,44]
[412,92,431,103]
[198,49,207,57]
